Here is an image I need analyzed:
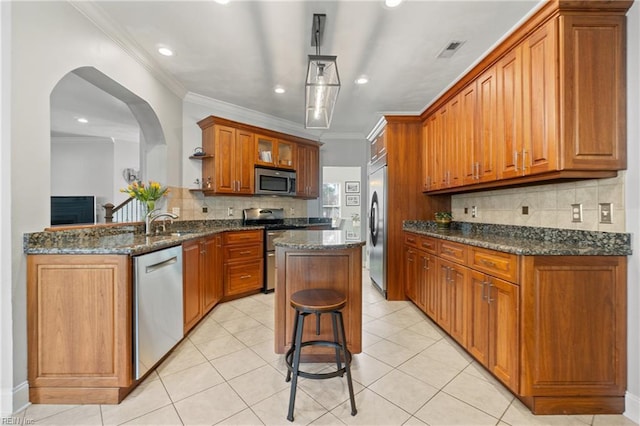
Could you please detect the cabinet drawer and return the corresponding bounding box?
[224,244,262,261]
[438,240,467,264]
[419,236,437,254]
[469,247,518,282]
[224,230,263,245]
[404,232,419,248]
[224,260,263,296]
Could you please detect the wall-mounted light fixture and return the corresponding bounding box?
[305,14,340,129]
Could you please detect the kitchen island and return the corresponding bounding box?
[274,230,365,359]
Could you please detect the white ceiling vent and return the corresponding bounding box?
[437,40,466,58]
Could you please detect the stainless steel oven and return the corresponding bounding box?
[243,208,297,293]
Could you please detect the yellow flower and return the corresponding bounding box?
[120,180,169,203]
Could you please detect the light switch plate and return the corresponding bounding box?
[571,204,583,223]
[599,203,613,224]
[471,206,477,218]
[227,207,234,217]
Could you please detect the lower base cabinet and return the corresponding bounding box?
[27,254,132,404]
[223,230,264,299]
[183,234,223,334]
[403,231,627,415]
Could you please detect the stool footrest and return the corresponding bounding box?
[285,343,352,380]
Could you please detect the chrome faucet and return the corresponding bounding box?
[145,209,179,235]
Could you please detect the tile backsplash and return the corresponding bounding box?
[166,188,308,220]
[451,172,626,233]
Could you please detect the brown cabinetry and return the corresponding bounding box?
[27,254,132,404]
[295,143,320,199]
[198,121,254,195]
[255,135,295,169]
[403,230,627,414]
[370,130,387,166]
[183,234,223,334]
[223,230,264,298]
[422,2,629,195]
[197,116,321,197]
[371,118,450,301]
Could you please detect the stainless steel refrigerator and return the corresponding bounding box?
[368,165,387,297]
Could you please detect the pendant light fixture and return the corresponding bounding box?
[305,14,340,129]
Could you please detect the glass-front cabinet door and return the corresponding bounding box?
[255,135,295,169]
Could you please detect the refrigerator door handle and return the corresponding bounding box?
[370,191,379,246]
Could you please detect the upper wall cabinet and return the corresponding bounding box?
[197,116,321,197]
[422,1,631,195]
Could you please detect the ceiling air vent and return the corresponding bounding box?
[437,40,465,58]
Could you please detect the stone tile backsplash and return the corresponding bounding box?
[451,172,626,233]
[166,187,308,221]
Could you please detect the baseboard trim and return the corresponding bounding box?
[625,392,639,423]
[1,380,29,417]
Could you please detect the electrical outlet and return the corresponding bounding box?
[289,207,295,216]
[571,203,583,223]
[599,203,613,224]
[471,206,477,218]
[522,206,529,215]
[227,207,234,217]
[202,206,208,213]
[171,207,180,216]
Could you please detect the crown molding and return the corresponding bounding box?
[69,1,187,99]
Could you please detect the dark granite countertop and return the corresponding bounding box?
[24,217,333,256]
[274,230,365,250]
[403,221,632,256]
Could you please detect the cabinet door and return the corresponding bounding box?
[235,129,255,194]
[468,270,490,365]
[214,125,237,193]
[424,252,438,319]
[422,116,436,191]
[405,246,418,303]
[449,262,468,345]
[497,45,524,179]
[445,94,462,188]
[296,144,320,199]
[460,82,478,185]
[183,239,203,333]
[476,65,498,183]
[255,134,277,167]
[277,140,295,169]
[522,18,558,176]
[201,235,221,313]
[307,144,320,198]
[417,251,433,314]
[436,259,453,332]
[488,276,519,392]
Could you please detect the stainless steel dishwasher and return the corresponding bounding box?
[133,245,183,379]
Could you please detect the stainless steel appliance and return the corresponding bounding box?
[133,246,183,379]
[243,207,298,292]
[255,167,297,196]
[368,165,387,297]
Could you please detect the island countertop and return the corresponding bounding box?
[273,230,365,250]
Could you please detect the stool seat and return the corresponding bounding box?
[285,288,357,422]
[290,288,347,313]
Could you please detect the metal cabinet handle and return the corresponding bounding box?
[522,150,528,175]
[480,259,497,268]
[442,248,455,256]
[240,274,251,279]
[487,281,494,304]
[514,151,519,172]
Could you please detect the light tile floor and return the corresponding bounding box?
[17,270,638,426]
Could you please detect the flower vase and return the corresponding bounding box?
[146,200,156,214]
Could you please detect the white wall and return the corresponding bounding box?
[623,2,639,421]
[0,0,13,418]
[2,1,183,415]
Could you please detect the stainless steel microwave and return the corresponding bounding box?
[255,167,296,196]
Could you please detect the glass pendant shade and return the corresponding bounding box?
[305,55,340,129]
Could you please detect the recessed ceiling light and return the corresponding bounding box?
[77,117,88,124]
[158,47,174,57]
[355,75,369,85]
[385,0,403,8]
[274,86,286,94]
[214,0,230,4]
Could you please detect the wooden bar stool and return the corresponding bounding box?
[285,288,357,422]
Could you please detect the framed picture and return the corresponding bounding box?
[345,181,360,193]
[346,194,360,206]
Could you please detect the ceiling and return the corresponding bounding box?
[59,0,542,141]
